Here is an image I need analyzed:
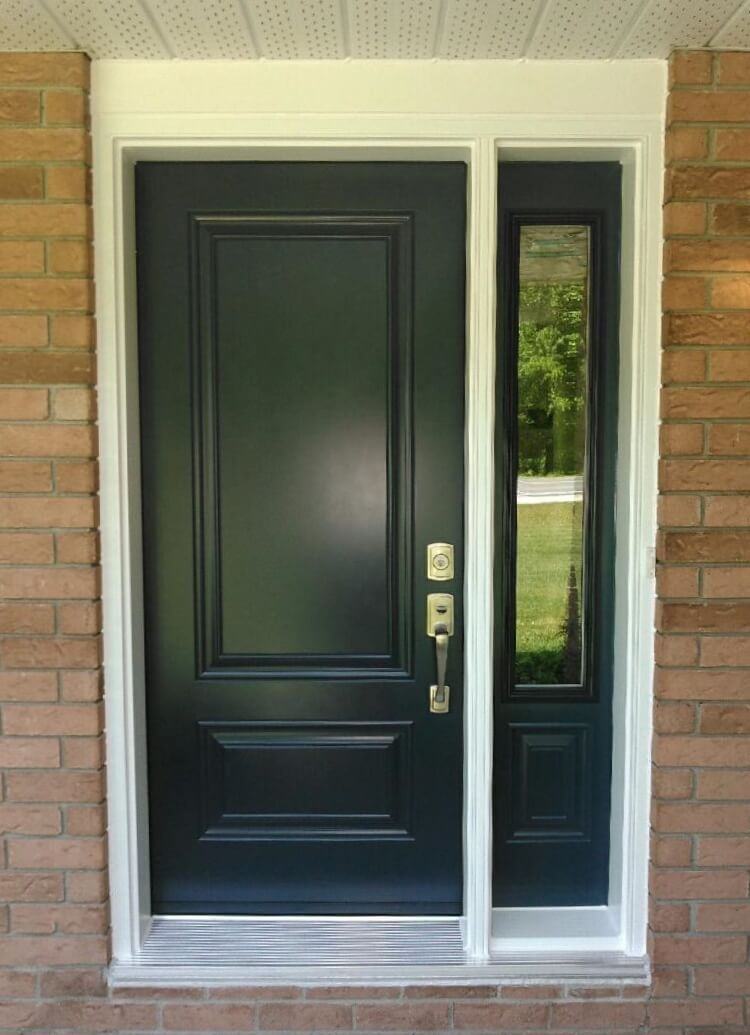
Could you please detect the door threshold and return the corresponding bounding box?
[109,916,649,987]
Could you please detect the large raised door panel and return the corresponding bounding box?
[137,162,466,914]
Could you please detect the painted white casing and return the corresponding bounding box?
[93,58,665,985]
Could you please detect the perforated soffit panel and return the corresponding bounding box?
[1,0,750,60]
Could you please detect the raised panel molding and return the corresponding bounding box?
[191,214,415,680]
[199,721,414,841]
[507,724,591,842]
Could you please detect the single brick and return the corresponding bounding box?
[0,276,92,311]
[452,1001,549,1030]
[648,998,743,1027]
[0,602,54,634]
[656,564,700,596]
[662,275,707,310]
[662,387,750,419]
[658,494,701,527]
[704,565,750,597]
[8,836,106,870]
[700,703,750,733]
[0,128,87,161]
[0,736,59,768]
[163,1002,257,1031]
[665,126,709,161]
[666,313,750,346]
[0,804,60,836]
[0,240,45,272]
[44,89,86,126]
[652,934,748,964]
[0,53,89,88]
[0,166,43,200]
[709,424,750,455]
[712,202,750,236]
[700,633,750,666]
[0,567,98,600]
[548,1001,646,1030]
[652,834,692,867]
[0,461,52,493]
[656,667,750,699]
[705,494,750,525]
[66,870,108,903]
[48,239,92,274]
[693,966,750,995]
[664,201,706,235]
[1,637,100,671]
[0,669,57,701]
[655,633,699,666]
[652,768,693,800]
[718,52,750,84]
[667,239,750,272]
[50,314,95,347]
[654,801,750,833]
[45,165,89,201]
[0,935,106,965]
[669,91,750,123]
[0,497,96,528]
[662,529,750,561]
[64,803,106,836]
[0,90,40,124]
[6,770,104,803]
[697,770,750,799]
[660,423,704,455]
[654,735,750,767]
[670,50,714,85]
[0,314,47,346]
[716,128,750,161]
[660,460,750,492]
[652,870,749,900]
[56,460,97,493]
[662,349,706,382]
[3,702,101,735]
[696,903,750,932]
[53,386,95,420]
[654,701,696,733]
[58,601,100,635]
[0,425,96,458]
[709,349,750,380]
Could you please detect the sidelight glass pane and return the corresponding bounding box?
[514,225,589,685]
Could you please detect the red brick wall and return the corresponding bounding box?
[0,46,749,1034]
[654,48,750,1025]
[0,49,109,1010]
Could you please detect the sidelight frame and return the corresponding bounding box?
[93,59,664,984]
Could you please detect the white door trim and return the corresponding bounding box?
[93,59,665,982]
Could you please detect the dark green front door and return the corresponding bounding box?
[137,162,466,914]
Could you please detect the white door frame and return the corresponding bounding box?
[93,59,665,984]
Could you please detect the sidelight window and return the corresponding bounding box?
[493,163,621,909]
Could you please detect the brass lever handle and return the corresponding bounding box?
[427,594,453,714]
[433,623,449,707]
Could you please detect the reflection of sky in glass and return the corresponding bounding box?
[514,226,589,686]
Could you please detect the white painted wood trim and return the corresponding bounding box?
[462,136,497,963]
[93,59,665,979]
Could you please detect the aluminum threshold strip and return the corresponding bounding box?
[110,916,650,986]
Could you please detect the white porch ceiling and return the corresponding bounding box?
[1,0,749,61]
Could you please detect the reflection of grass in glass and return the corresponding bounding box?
[515,501,583,684]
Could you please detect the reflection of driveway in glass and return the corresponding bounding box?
[517,475,583,505]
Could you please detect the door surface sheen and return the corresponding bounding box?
[137,162,466,914]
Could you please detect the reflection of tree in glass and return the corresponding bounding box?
[517,282,587,477]
[515,276,586,685]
